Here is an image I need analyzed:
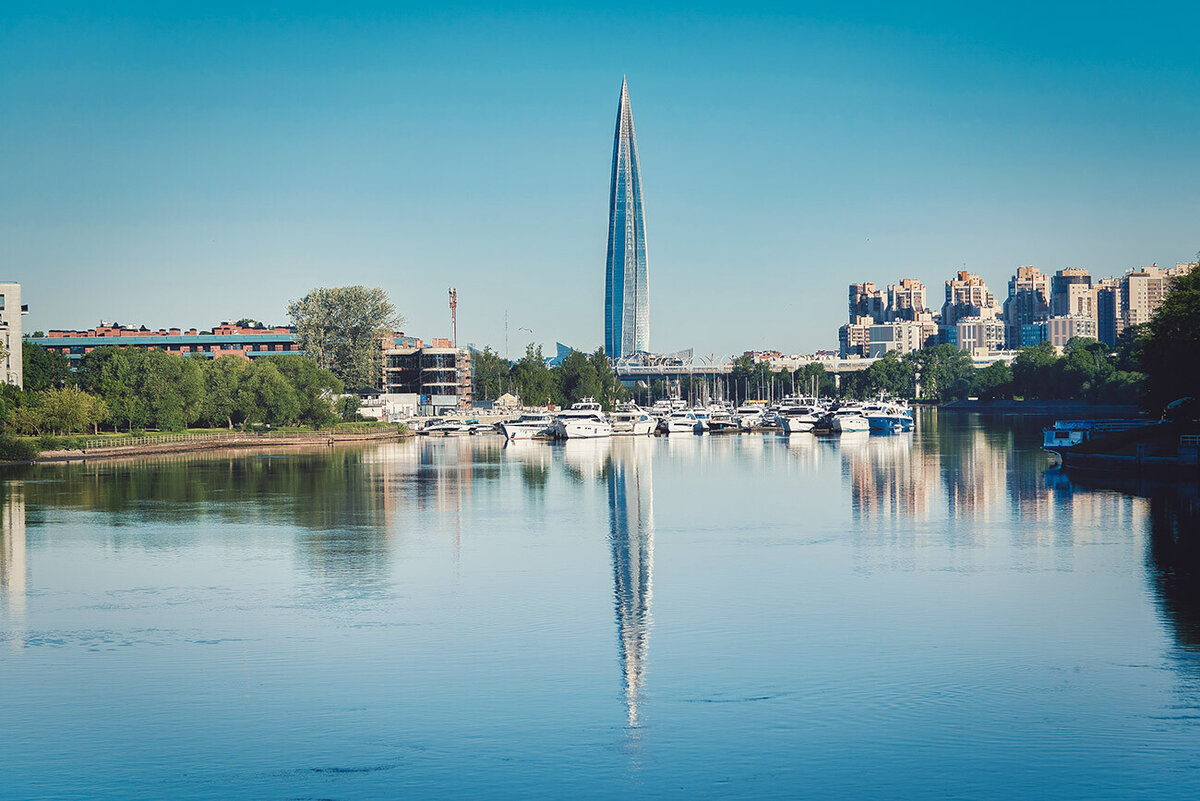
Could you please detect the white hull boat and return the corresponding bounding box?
[501,414,554,440]
[611,408,656,436]
[551,398,612,439]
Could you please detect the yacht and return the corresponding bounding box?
[611,405,657,436]
[735,403,767,430]
[660,409,701,435]
[779,404,823,434]
[830,405,870,433]
[500,413,555,440]
[550,398,612,439]
[866,402,914,433]
[706,407,741,433]
[421,417,472,436]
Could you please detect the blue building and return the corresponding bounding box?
[604,77,650,360]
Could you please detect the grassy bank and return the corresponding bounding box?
[1,421,408,462]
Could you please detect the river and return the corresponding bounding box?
[1,410,1197,799]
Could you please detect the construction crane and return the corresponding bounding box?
[448,287,458,348]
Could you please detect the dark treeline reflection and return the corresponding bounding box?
[1147,490,1200,653]
[20,449,390,531]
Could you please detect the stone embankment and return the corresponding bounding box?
[35,429,410,463]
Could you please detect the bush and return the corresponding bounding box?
[37,434,65,451]
[0,433,38,462]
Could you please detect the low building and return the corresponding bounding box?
[866,321,938,358]
[1018,315,1099,349]
[0,282,26,388]
[29,321,300,366]
[381,337,473,413]
[838,316,875,358]
[955,318,1006,355]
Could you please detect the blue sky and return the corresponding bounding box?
[4,2,1199,357]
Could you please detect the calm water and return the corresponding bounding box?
[2,411,1198,799]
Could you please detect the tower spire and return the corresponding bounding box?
[604,78,650,359]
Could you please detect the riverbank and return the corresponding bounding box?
[30,428,411,464]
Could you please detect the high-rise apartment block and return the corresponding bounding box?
[1090,262,1196,345]
[941,271,997,326]
[1050,268,1093,318]
[849,283,885,324]
[840,278,934,356]
[1003,266,1051,349]
[0,283,25,388]
[604,77,650,360]
[887,278,927,322]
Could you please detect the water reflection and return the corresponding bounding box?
[1,482,26,648]
[1147,490,1200,653]
[606,440,655,728]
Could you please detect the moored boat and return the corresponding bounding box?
[611,405,657,436]
[551,399,612,439]
[500,413,555,440]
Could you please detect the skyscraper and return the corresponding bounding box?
[605,77,649,359]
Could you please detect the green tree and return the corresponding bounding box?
[39,386,101,434]
[971,360,1013,399]
[1142,260,1200,413]
[589,347,626,409]
[471,346,509,401]
[76,347,139,431]
[513,344,556,406]
[336,394,362,421]
[287,286,402,392]
[1010,341,1059,399]
[1114,323,1150,372]
[904,344,975,401]
[202,356,247,429]
[10,405,45,435]
[558,350,600,406]
[22,343,71,391]
[266,354,343,428]
[236,360,301,426]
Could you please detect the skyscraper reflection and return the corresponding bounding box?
[606,439,655,727]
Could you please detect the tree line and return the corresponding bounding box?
[472,345,630,410]
[9,346,346,436]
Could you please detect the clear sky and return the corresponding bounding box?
[4,2,1199,358]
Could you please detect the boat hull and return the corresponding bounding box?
[780,416,818,434]
[554,420,613,439]
[832,416,869,433]
[501,423,551,440]
[867,415,913,432]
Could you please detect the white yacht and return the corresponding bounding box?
[735,403,767,430]
[500,413,555,440]
[610,405,656,436]
[660,409,701,435]
[421,417,472,436]
[831,405,870,433]
[550,399,612,439]
[779,404,823,434]
[706,407,741,433]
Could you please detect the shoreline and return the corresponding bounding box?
[24,429,412,465]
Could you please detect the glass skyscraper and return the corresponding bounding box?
[605,77,649,359]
